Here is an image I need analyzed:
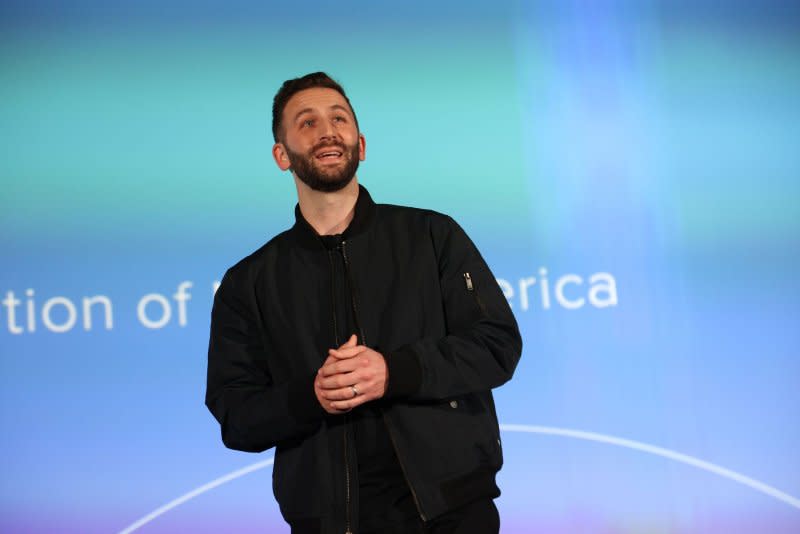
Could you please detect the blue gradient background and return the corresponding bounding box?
[1,1,798,532]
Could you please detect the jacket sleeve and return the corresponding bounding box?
[384,214,523,401]
[205,267,325,453]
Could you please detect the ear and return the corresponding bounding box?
[272,143,292,171]
[358,133,366,162]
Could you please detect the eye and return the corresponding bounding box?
[333,115,346,123]
[302,119,315,127]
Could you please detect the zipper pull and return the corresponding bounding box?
[463,272,474,291]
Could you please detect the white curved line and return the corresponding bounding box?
[500,424,800,510]
[116,457,274,534]
[118,425,800,533]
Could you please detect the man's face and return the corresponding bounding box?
[273,87,366,192]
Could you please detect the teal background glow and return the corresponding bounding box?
[1,1,799,532]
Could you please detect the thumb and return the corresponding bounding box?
[343,334,358,348]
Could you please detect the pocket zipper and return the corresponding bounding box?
[463,272,474,291]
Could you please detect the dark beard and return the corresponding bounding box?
[285,140,360,193]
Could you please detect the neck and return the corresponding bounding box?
[294,176,360,236]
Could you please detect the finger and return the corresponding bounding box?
[317,354,338,373]
[328,345,366,360]
[319,360,354,378]
[339,334,358,349]
[319,358,361,378]
[331,395,369,411]
[318,371,360,389]
[320,386,361,401]
[314,380,349,414]
[323,376,382,399]
[321,400,347,415]
[319,366,381,390]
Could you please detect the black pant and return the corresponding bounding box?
[359,499,500,534]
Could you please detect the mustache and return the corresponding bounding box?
[311,141,348,153]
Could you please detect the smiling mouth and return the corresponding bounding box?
[315,149,343,161]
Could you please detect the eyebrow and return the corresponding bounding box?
[330,104,351,116]
[292,104,352,124]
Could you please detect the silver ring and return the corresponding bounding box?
[351,385,359,397]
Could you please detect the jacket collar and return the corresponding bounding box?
[291,184,376,249]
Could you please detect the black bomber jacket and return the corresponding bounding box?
[205,185,523,533]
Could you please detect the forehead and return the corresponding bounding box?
[283,87,353,118]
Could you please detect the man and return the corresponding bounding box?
[206,72,522,534]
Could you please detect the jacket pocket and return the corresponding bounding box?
[462,272,489,317]
[442,271,488,333]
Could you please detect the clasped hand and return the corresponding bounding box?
[314,334,387,414]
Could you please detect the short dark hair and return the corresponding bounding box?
[271,72,359,142]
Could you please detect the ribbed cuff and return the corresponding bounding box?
[383,346,422,398]
[287,372,326,422]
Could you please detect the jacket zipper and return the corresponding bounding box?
[328,248,352,534]
[342,239,432,530]
[383,413,428,522]
[339,240,366,345]
[328,251,340,347]
[463,272,488,316]
[345,238,427,522]
[343,416,353,534]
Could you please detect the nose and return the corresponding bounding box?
[318,120,339,141]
